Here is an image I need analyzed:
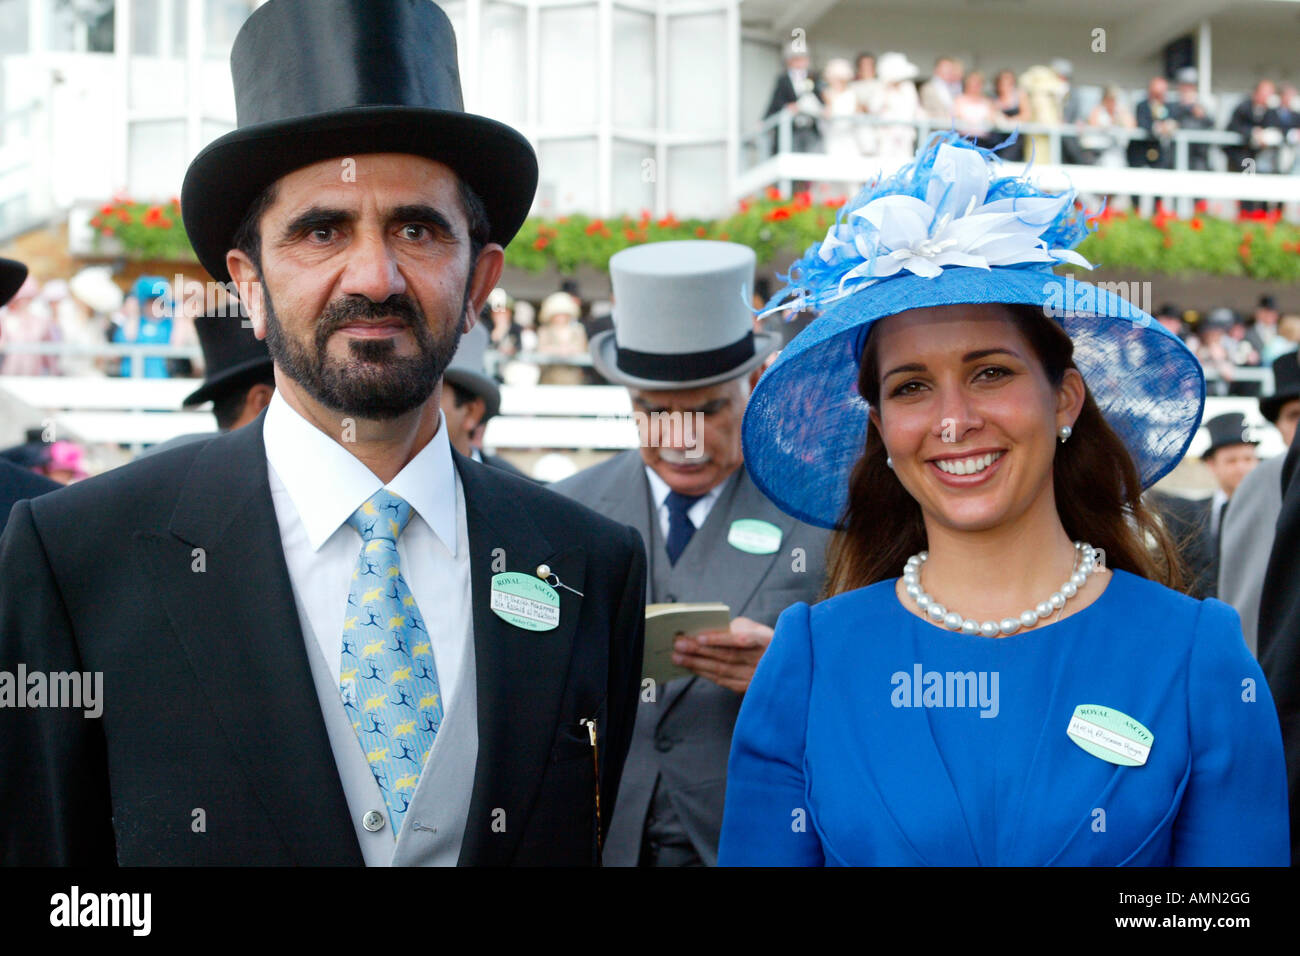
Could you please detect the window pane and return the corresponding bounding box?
[0,0,29,55]
[204,0,253,58]
[86,4,114,53]
[611,139,654,215]
[537,138,597,215]
[539,5,596,128]
[127,119,188,199]
[173,0,188,57]
[667,143,726,218]
[45,0,77,51]
[480,1,525,126]
[134,0,160,56]
[666,12,725,134]
[612,7,654,129]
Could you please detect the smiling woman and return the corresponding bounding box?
[831,299,1185,597]
[719,132,1290,867]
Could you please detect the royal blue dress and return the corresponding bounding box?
[719,568,1290,865]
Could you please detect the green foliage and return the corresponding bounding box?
[1076,209,1300,281]
[90,197,196,262]
[85,191,1300,281]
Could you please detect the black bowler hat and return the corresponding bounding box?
[182,314,274,407]
[180,0,538,283]
[443,323,500,421]
[0,257,28,306]
[1202,411,1259,459]
[1260,351,1300,423]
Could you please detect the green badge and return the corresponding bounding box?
[490,572,560,631]
[1066,704,1154,767]
[727,519,783,555]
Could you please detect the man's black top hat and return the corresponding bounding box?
[1202,411,1259,459]
[181,0,538,283]
[1260,351,1300,423]
[0,257,28,307]
[183,314,274,407]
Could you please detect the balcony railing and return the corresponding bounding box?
[740,111,1300,220]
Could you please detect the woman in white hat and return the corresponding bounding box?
[719,133,1288,865]
[821,58,863,197]
[865,53,923,174]
[537,290,588,385]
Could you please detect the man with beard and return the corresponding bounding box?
[551,241,830,866]
[0,0,645,866]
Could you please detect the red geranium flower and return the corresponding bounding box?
[764,207,792,221]
[764,186,781,201]
[624,229,638,241]
[585,219,605,235]
[1189,218,1203,231]
[694,226,707,238]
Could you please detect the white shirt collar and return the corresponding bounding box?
[643,464,726,511]
[263,390,459,556]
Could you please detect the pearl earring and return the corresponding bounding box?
[886,456,894,469]
[1058,424,1073,443]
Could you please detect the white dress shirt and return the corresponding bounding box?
[1209,488,1230,539]
[263,391,475,864]
[644,465,724,544]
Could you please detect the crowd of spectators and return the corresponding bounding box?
[1154,296,1300,397]
[765,48,1300,204]
[0,269,199,380]
[1,265,1295,402]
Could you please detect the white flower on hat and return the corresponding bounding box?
[764,135,1095,318]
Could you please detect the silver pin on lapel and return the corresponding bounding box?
[537,564,583,597]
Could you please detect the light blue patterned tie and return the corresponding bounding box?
[340,489,443,836]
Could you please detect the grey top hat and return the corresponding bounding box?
[590,240,779,390]
[443,323,501,420]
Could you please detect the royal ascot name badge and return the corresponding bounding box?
[728,519,782,555]
[490,572,560,631]
[1066,704,1154,767]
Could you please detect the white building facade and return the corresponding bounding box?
[1,0,1298,243]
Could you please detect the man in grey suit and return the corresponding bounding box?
[552,240,830,866]
[1219,352,1300,654]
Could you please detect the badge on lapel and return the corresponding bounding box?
[490,572,560,631]
[727,518,782,555]
[1066,704,1154,767]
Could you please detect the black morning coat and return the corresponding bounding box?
[1259,436,1300,866]
[0,410,646,865]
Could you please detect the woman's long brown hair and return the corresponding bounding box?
[824,302,1188,597]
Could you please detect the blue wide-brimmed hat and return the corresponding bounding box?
[742,133,1206,530]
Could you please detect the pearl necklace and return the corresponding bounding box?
[903,541,1098,637]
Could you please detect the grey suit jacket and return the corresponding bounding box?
[551,450,830,865]
[1219,454,1286,657]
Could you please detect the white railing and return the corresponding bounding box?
[0,100,55,240]
[741,111,1300,220]
[0,344,1284,459]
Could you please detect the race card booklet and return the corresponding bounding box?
[643,602,731,687]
